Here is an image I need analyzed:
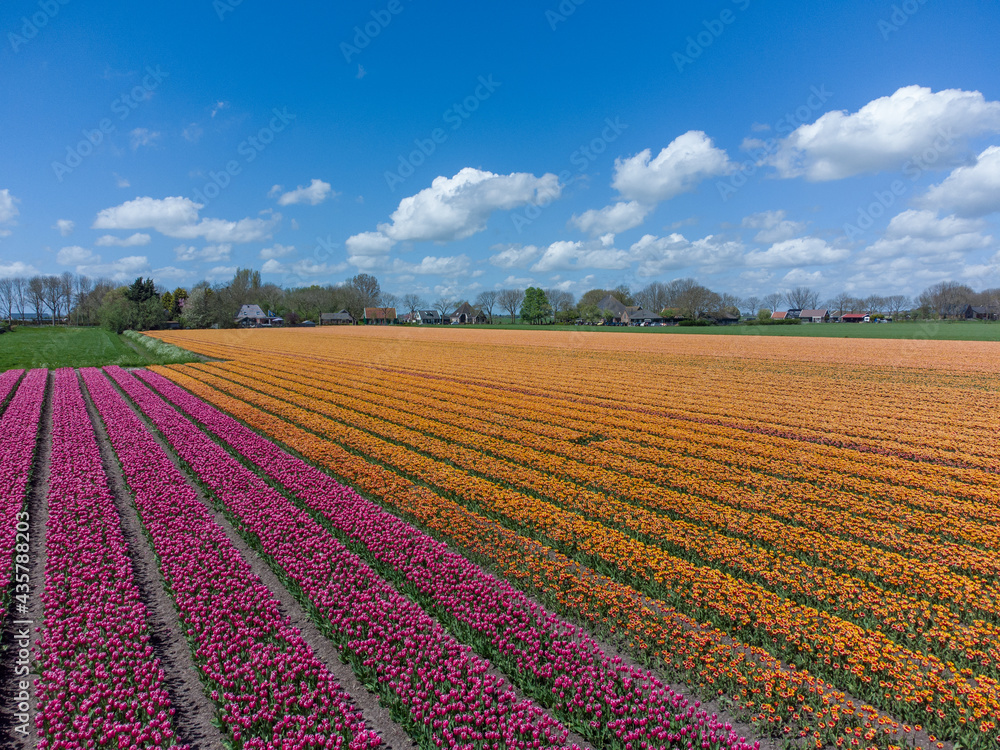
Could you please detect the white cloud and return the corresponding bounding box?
[861,210,992,260]
[0,261,38,277]
[289,259,348,277]
[259,243,295,260]
[151,266,192,282]
[174,243,232,262]
[611,131,733,204]
[745,237,849,267]
[488,244,542,269]
[392,255,472,276]
[531,240,631,273]
[781,269,825,286]
[93,196,276,244]
[767,86,1000,181]
[182,123,204,143]
[378,167,561,243]
[918,145,1000,217]
[261,259,287,274]
[0,189,19,236]
[210,101,229,118]
[275,179,336,206]
[114,174,130,188]
[54,219,75,236]
[346,231,394,259]
[95,232,152,247]
[77,255,151,282]
[129,128,161,150]
[57,246,99,265]
[741,210,808,244]
[205,265,238,281]
[570,201,652,236]
[629,233,746,277]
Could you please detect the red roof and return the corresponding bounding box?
[770,311,787,320]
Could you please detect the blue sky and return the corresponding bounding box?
[2,0,999,303]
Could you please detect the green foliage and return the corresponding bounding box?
[99,290,167,334]
[125,277,158,303]
[520,287,552,324]
[122,330,199,364]
[757,308,772,320]
[0,326,199,370]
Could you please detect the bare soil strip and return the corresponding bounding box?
[0,371,50,749]
[105,369,417,750]
[81,372,223,750]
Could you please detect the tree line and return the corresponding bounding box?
[1,270,996,333]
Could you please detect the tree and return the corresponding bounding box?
[635,282,669,314]
[474,290,497,323]
[379,291,399,310]
[544,289,575,314]
[740,296,760,317]
[73,275,93,325]
[612,284,635,306]
[349,273,381,308]
[12,277,27,324]
[161,290,174,318]
[125,277,158,303]
[762,292,784,312]
[0,278,13,325]
[433,296,455,319]
[883,295,910,319]
[863,294,885,314]
[400,293,426,318]
[784,286,819,310]
[27,277,46,323]
[828,292,855,318]
[498,288,525,323]
[43,275,64,324]
[918,281,974,318]
[520,287,552,324]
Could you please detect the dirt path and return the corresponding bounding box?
[105,370,418,750]
[0,371,51,748]
[81,372,223,749]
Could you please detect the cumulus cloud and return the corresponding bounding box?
[392,255,472,276]
[918,145,1000,217]
[174,243,232,262]
[93,196,276,244]
[741,210,808,244]
[0,188,20,236]
[345,231,394,267]
[531,240,631,273]
[54,219,75,236]
[57,246,99,265]
[0,261,38,277]
[629,233,746,277]
[77,255,151,282]
[767,86,1000,181]
[95,232,151,247]
[275,179,336,206]
[860,210,992,260]
[611,131,733,204]
[570,201,652,236]
[259,243,295,260]
[377,167,561,243]
[744,237,849,267]
[489,244,543,269]
[781,269,825,286]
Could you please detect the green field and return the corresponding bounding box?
[462,320,1000,341]
[0,326,201,371]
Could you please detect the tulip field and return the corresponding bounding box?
[2,327,998,750]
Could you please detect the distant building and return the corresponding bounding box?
[596,295,628,322]
[450,301,486,324]
[799,309,829,323]
[364,307,397,324]
[621,308,663,326]
[840,313,866,323]
[320,310,355,325]
[415,310,442,324]
[965,305,998,321]
[236,304,268,327]
[770,311,788,320]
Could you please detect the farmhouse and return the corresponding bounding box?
[364,307,397,324]
[235,304,282,327]
[596,295,629,322]
[320,310,355,325]
[840,313,866,323]
[770,311,788,320]
[621,308,663,326]
[799,309,829,323]
[450,301,486,324]
[415,309,442,324]
[964,305,998,321]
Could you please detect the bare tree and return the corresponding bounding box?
[43,275,65,324]
[544,289,575,313]
[980,288,1000,320]
[635,282,669,313]
[740,296,760,317]
[379,291,399,310]
[918,281,974,318]
[27,277,45,323]
[784,286,819,310]
[433,296,455,319]
[498,288,525,324]
[73,274,92,325]
[400,293,426,317]
[474,290,497,323]
[883,294,910,319]
[349,273,381,308]
[0,278,13,325]
[762,292,784,312]
[863,294,885,315]
[828,292,855,318]
[12,277,27,323]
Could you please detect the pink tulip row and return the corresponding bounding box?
[36,368,185,749]
[138,367,759,750]
[0,368,47,629]
[108,366,578,750]
[81,368,380,750]
[0,367,24,411]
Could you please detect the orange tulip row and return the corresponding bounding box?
[152,364,932,750]
[164,362,1000,745]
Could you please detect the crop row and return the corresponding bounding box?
[136,367,757,750]
[82,367,378,750]
[36,368,184,748]
[152,364,937,750]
